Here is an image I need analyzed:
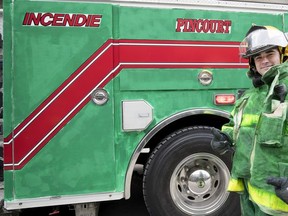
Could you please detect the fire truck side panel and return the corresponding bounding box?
[4,2,114,134]
[4,1,118,201]
[118,6,282,41]
[3,0,288,212]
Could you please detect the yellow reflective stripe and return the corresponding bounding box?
[227,178,244,192]
[240,114,259,126]
[221,125,233,132]
[248,182,288,212]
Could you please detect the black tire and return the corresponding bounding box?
[143,126,240,216]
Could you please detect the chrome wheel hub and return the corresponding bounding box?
[188,169,211,195]
[170,153,230,215]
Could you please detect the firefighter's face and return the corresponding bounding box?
[253,48,281,76]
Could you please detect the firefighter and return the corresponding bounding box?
[211,25,288,216]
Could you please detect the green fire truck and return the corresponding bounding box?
[2,0,288,215]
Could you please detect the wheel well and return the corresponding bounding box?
[125,111,230,199]
[136,113,229,164]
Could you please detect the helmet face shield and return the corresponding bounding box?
[240,28,288,58]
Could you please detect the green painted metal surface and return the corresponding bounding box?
[118,6,283,41]
[3,0,287,206]
[4,1,117,200]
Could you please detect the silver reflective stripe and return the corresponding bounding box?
[233,98,248,141]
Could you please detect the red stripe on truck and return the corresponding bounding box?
[4,39,248,170]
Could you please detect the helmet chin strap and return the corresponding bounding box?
[252,75,265,88]
[247,58,265,88]
[249,57,257,74]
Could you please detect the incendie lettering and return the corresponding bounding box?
[175,18,232,34]
[22,12,102,27]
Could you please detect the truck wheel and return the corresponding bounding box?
[143,126,240,216]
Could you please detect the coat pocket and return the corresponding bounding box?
[257,103,288,147]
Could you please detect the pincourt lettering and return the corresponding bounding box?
[176,18,232,34]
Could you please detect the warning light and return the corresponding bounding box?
[214,94,235,105]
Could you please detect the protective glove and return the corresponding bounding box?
[210,128,233,155]
[267,177,288,204]
[273,84,287,103]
